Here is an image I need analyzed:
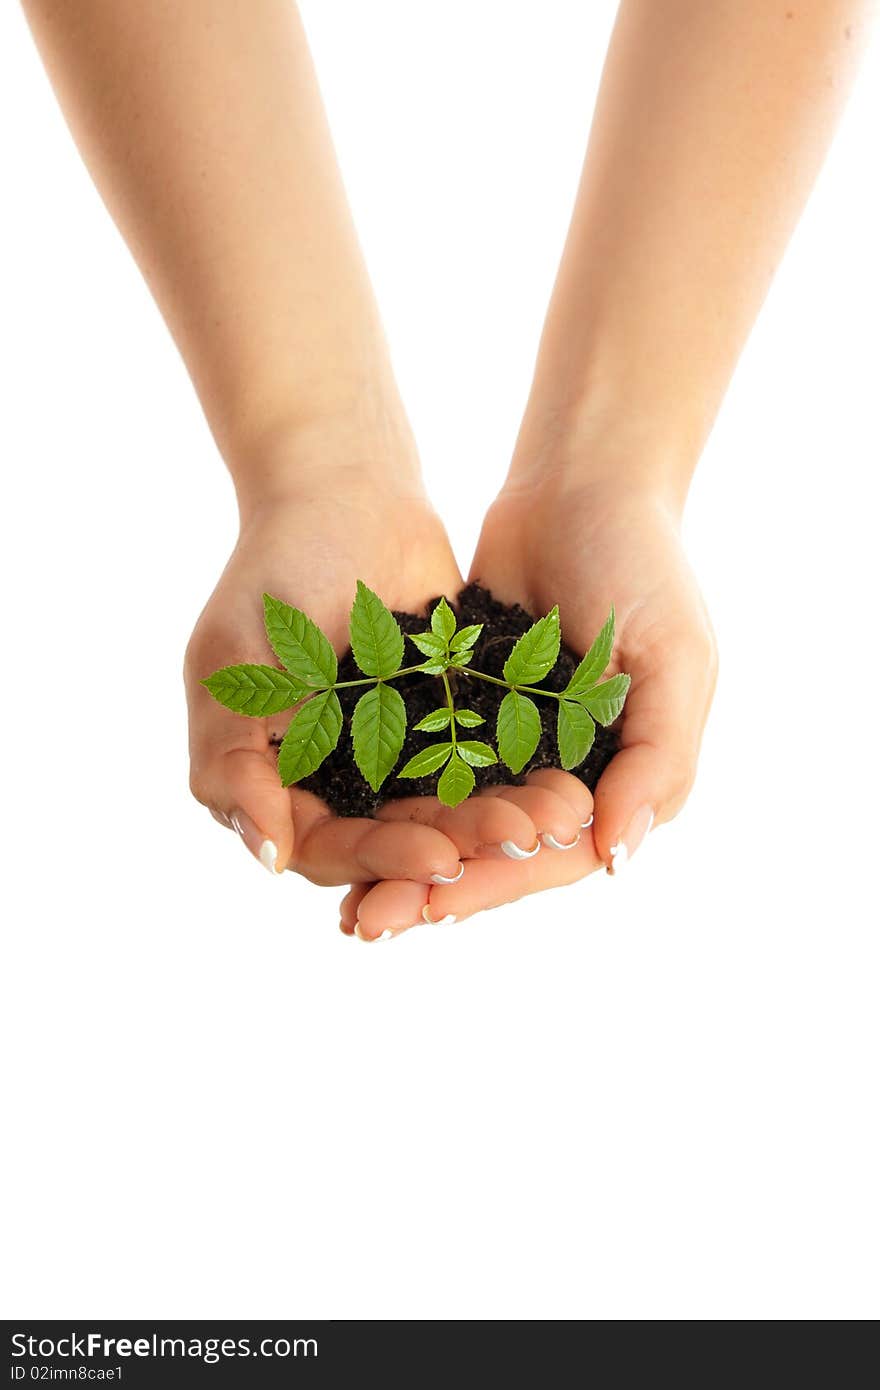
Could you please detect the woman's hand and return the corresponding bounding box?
[185,469,472,890]
[342,472,717,937]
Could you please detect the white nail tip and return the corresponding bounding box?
[353,923,393,942]
[541,832,581,851]
[259,839,279,874]
[431,863,465,884]
[421,908,457,926]
[608,841,629,874]
[501,840,541,861]
[580,815,594,829]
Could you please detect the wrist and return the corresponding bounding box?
[226,384,425,526]
[506,394,699,519]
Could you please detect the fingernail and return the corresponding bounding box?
[421,907,457,926]
[607,805,654,875]
[500,839,541,861]
[580,815,594,829]
[230,809,279,875]
[541,831,580,851]
[431,862,465,885]
[354,924,394,942]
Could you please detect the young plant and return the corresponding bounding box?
[202,584,630,808]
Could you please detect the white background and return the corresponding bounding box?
[1,1,878,1320]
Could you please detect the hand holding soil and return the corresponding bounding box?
[342,478,717,938]
[185,474,472,890]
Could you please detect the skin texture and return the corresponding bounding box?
[22,0,873,931]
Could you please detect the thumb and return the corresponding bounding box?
[187,676,294,875]
[592,634,716,873]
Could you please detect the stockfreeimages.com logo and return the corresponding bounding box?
[11,1331,318,1366]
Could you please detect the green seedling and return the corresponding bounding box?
[202,584,631,808]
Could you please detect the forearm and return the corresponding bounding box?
[22,0,397,496]
[514,0,873,506]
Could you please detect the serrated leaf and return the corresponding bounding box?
[202,664,307,717]
[557,700,596,771]
[454,709,484,728]
[450,624,483,651]
[409,631,447,658]
[565,608,616,697]
[503,607,561,685]
[456,740,498,768]
[430,597,457,642]
[414,708,453,732]
[399,742,454,778]
[419,659,448,675]
[437,753,475,807]
[451,648,475,667]
[351,684,406,792]
[276,690,342,786]
[349,580,404,678]
[578,673,631,725]
[496,690,542,774]
[263,593,337,686]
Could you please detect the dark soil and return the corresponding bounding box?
[285,584,620,818]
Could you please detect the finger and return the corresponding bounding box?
[360,831,604,929]
[187,670,295,873]
[345,880,430,941]
[592,634,716,872]
[339,883,370,936]
[479,784,582,851]
[290,795,464,888]
[376,792,539,861]
[525,769,594,829]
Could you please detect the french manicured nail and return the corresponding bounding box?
[354,924,394,942]
[431,862,465,885]
[230,809,279,875]
[421,907,457,926]
[501,839,541,861]
[580,815,594,829]
[541,831,581,851]
[608,805,655,875]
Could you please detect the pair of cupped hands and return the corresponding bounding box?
[184,454,717,940]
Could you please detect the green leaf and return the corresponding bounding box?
[564,608,616,697]
[348,580,404,679]
[556,700,596,771]
[430,597,457,642]
[450,624,483,651]
[419,659,448,675]
[399,742,454,778]
[409,631,447,658]
[414,708,453,732]
[456,740,498,768]
[351,684,407,792]
[202,664,307,717]
[503,607,561,685]
[496,690,542,774]
[263,593,337,687]
[451,648,475,667]
[437,753,475,807]
[276,691,343,786]
[454,709,484,728]
[578,673,631,726]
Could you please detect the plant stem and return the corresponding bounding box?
[302,663,431,695]
[441,670,457,752]
[465,669,564,701]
